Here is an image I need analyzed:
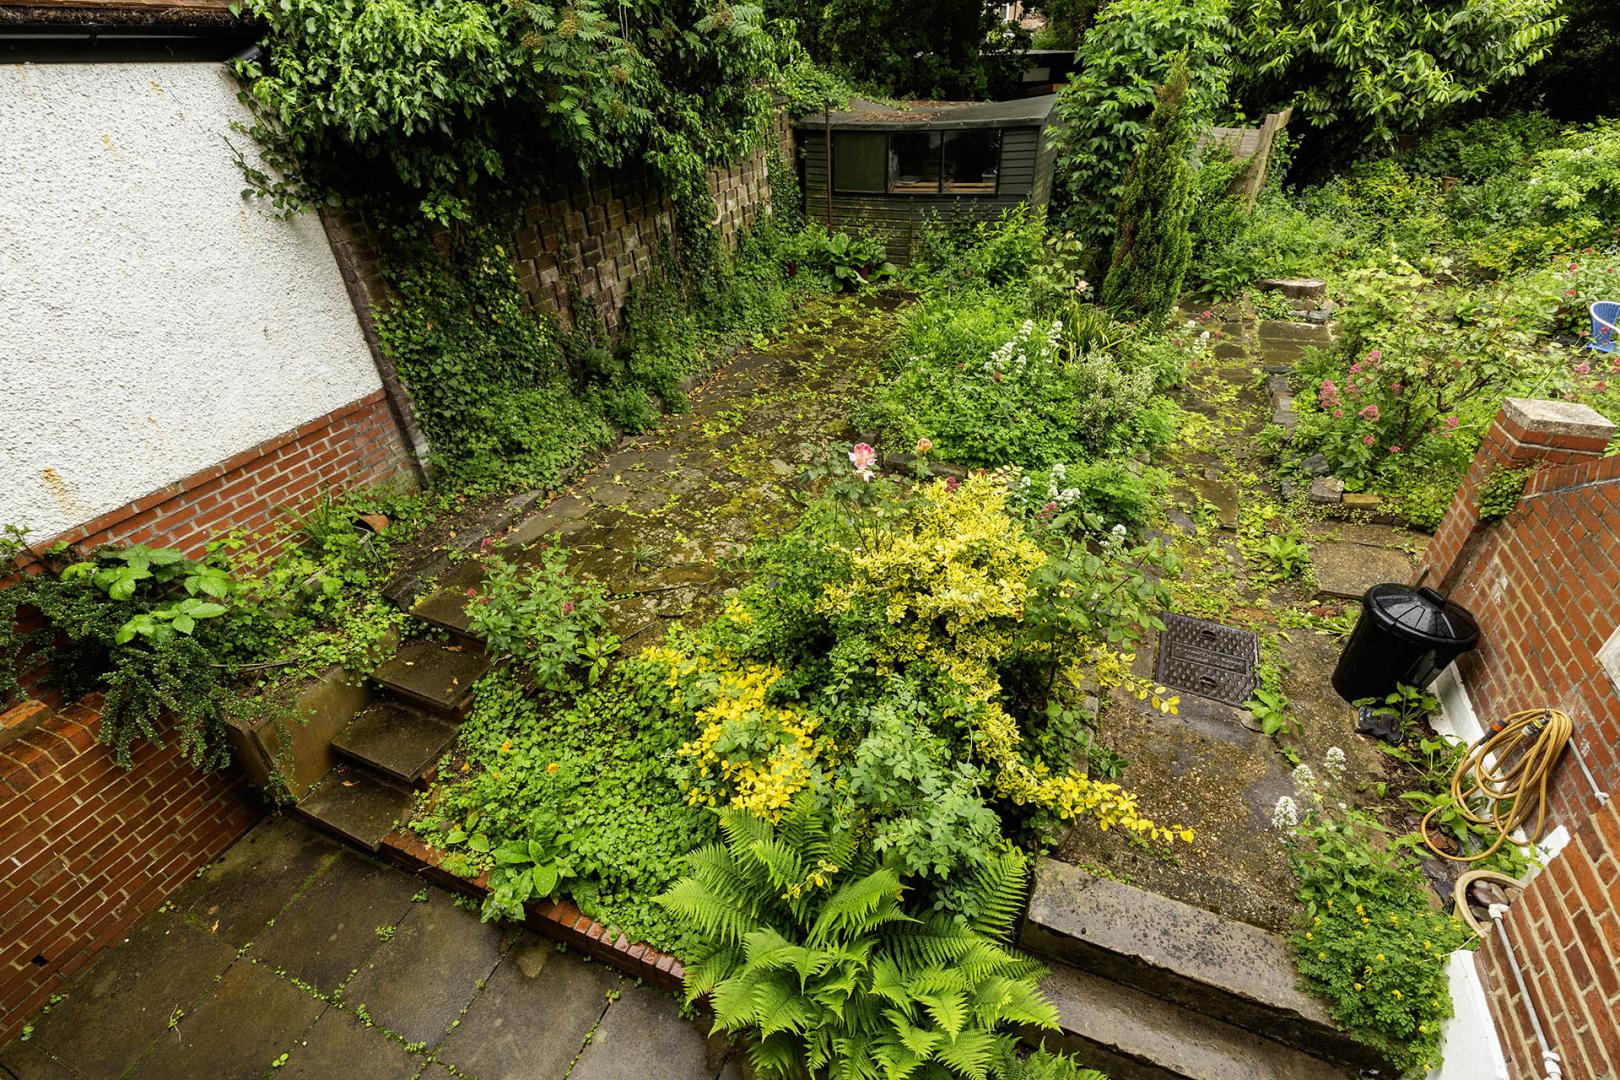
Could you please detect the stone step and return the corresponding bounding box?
[1020,859,1376,1070]
[292,764,414,853]
[331,700,458,786]
[1036,962,1354,1080]
[371,640,489,717]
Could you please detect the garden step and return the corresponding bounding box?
[371,640,489,717]
[292,764,414,853]
[410,578,484,640]
[1020,859,1375,1069]
[331,701,458,786]
[1035,962,1354,1080]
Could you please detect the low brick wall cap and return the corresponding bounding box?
[1503,397,1616,440]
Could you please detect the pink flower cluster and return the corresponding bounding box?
[1318,378,1340,410]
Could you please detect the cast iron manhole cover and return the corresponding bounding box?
[1154,613,1260,706]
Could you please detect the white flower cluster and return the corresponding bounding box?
[984,319,1064,378]
[1271,795,1299,830]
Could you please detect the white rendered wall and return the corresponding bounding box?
[0,62,382,541]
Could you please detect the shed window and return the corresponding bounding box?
[889,132,942,194]
[942,130,1001,194]
[831,132,886,193]
[829,128,1006,196]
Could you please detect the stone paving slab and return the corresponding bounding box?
[1310,539,1415,599]
[170,816,346,948]
[251,849,419,994]
[434,938,619,1080]
[343,894,510,1048]
[1,819,728,1080]
[3,913,239,1079]
[276,1009,424,1080]
[130,959,326,1080]
[568,980,725,1080]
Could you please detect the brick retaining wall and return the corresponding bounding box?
[34,390,413,562]
[1418,398,1619,1080]
[0,698,262,1042]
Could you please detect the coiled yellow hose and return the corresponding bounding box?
[1421,707,1573,863]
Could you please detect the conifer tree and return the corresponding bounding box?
[1102,51,1197,328]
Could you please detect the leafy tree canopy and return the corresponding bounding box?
[232,0,785,221]
[1232,0,1566,144]
[764,0,1027,100]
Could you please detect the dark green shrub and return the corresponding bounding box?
[1103,51,1198,327]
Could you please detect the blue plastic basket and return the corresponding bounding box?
[1592,301,1619,354]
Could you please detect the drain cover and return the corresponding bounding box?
[1154,613,1260,706]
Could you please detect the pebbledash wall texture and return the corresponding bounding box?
[0,62,410,554]
[1417,397,1620,1080]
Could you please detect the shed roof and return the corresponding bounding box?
[794,94,1057,132]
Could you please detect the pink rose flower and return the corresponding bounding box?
[848,442,878,481]
[1363,435,1376,446]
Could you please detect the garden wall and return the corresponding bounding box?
[325,109,793,339]
[0,697,261,1042]
[0,61,419,557]
[1416,397,1619,1080]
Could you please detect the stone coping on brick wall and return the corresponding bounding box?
[378,827,685,992]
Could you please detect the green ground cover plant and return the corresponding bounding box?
[1274,753,1474,1077]
[0,486,434,771]
[415,668,720,951]
[858,210,1197,530]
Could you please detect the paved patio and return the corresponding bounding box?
[0,817,739,1080]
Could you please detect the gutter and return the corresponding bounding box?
[0,4,254,62]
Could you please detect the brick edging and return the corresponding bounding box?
[377,828,686,991]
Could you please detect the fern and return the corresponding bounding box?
[658,798,1070,1080]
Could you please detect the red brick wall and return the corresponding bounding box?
[34,390,413,562]
[1475,801,1620,1080]
[1419,400,1619,833]
[0,697,261,1042]
[1419,398,1620,1080]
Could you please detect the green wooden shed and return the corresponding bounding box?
[794,94,1060,265]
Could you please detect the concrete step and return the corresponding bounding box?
[371,640,489,717]
[1020,859,1375,1070]
[1036,962,1355,1080]
[331,700,458,786]
[292,764,413,852]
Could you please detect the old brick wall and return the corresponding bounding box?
[1475,801,1620,1080]
[0,698,261,1042]
[1418,398,1619,833]
[329,116,792,340]
[1418,398,1620,1079]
